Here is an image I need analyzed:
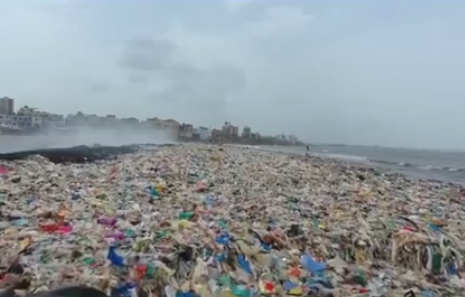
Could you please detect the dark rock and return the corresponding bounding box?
[0,145,138,164]
[31,286,109,297]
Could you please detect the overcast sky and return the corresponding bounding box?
[0,0,464,149]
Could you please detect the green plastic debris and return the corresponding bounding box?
[218,219,228,230]
[230,284,251,297]
[354,268,368,286]
[81,256,95,265]
[40,253,51,264]
[145,263,156,278]
[157,230,170,239]
[179,211,194,220]
[432,248,443,275]
[125,229,137,238]
[219,274,233,287]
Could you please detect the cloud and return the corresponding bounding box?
[2,0,465,148]
[117,35,246,119]
[245,5,314,37]
[88,82,111,93]
[223,0,255,12]
[119,37,177,72]
[128,74,151,85]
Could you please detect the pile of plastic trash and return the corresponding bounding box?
[0,144,464,297]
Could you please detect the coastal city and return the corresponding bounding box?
[0,96,302,146]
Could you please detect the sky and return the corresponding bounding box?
[0,0,464,149]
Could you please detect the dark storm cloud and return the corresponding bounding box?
[118,36,246,110]
[119,37,176,72]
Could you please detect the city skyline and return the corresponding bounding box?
[0,96,299,144]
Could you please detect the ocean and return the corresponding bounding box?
[259,145,465,185]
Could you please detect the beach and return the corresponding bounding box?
[0,143,464,296]
[254,144,465,185]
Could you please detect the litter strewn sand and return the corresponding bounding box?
[0,143,463,297]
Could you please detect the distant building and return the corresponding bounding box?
[121,117,139,125]
[222,121,238,138]
[104,115,119,125]
[0,114,42,129]
[288,135,298,144]
[153,118,180,135]
[41,113,65,127]
[66,112,87,126]
[85,114,105,126]
[211,128,223,139]
[0,97,14,114]
[179,123,194,139]
[0,104,63,129]
[17,105,39,116]
[194,126,211,140]
[4,105,48,128]
[242,126,252,138]
[163,119,180,135]
[251,132,261,140]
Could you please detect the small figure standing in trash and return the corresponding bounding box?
[305,145,310,160]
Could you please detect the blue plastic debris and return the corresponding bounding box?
[216,232,232,245]
[113,282,135,297]
[428,222,441,232]
[283,281,299,291]
[145,185,159,198]
[260,241,272,252]
[301,254,326,273]
[237,254,253,275]
[107,246,125,267]
[216,253,226,262]
[447,263,458,275]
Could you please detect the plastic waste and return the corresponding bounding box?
[0,143,462,297]
[107,246,125,266]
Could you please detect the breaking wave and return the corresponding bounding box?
[311,153,370,162]
[368,158,465,175]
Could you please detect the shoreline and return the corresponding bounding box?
[230,144,465,187]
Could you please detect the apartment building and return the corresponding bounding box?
[0,97,14,114]
[0,114,42,129]
[179,123,194,139]
[153,118,180,135]
[222,121,239,138]
[194,126,211,140]
[211,128,223,139]
[242,126,252,138]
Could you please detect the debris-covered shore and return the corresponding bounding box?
[0,143,464,297]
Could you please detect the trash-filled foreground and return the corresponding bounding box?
[0,143,464,297]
